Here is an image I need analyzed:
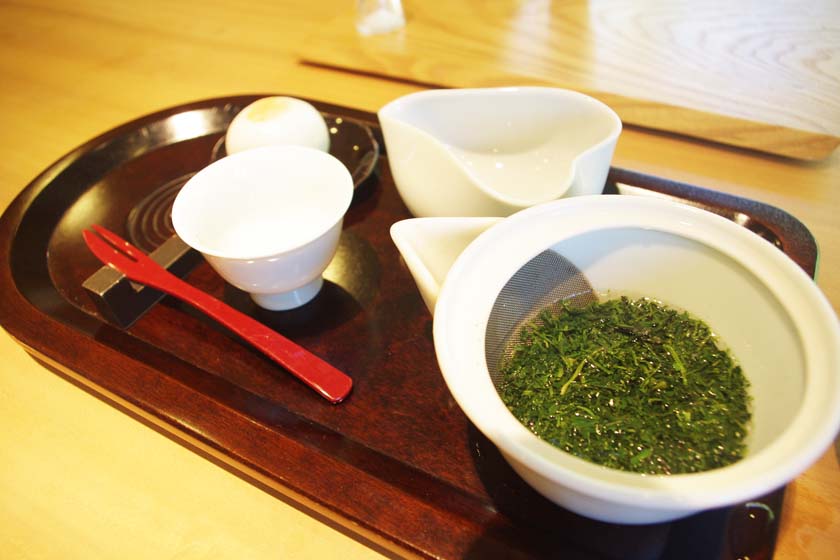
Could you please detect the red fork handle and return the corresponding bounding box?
[136,270,353,403]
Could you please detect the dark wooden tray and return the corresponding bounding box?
[0,95,816,560]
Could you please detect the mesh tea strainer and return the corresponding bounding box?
[429,195,840,524]
[484,250,596,387]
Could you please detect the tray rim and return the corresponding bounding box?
[0,95,562,559]
[0,94,816,560]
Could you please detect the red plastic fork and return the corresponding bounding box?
[82,224,352,404]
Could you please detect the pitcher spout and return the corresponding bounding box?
[390,217,500,314]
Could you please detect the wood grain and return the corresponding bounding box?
[300,0,840,160]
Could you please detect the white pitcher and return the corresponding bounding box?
[378,87,621,217]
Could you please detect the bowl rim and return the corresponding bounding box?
[172,144,353,261]
[433,195,840,513]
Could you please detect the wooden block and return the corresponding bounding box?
[300,1,840,160]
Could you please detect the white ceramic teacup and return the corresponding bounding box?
[378,87,622,217]
[172,145,353,310]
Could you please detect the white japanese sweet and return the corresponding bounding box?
[225,96,330,155]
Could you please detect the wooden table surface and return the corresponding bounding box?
[1,1,838,558]
[302,0,840,160]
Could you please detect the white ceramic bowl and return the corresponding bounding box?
[172,145,353,310]
[433,195,840,524]
[378,87,621,217]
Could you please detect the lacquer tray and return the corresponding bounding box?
[0,95,816,560]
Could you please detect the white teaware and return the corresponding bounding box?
[172,145,353,310]
[390,195,840,524]
[378,87,621,217]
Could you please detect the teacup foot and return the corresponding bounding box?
[251,277,324,311]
